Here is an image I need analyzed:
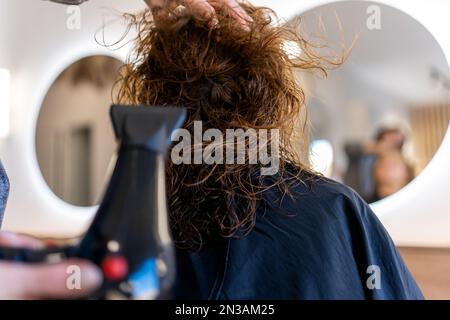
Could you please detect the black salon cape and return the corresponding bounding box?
[173,173,424,300]
[0,162,422,300]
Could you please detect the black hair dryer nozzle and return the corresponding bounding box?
[0,105,186,299]
[76,105,186,299]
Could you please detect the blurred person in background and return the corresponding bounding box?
[345,127,413,202]
[373,150,414,201]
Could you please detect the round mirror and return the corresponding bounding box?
[36,55,122,207]
[295,1,450,203]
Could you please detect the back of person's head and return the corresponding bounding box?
[117,2,336,250]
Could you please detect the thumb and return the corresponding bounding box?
[0,259,103,300]
[0,231,44,249]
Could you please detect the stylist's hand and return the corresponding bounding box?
[144,0,253,29]
[0,232,102,299]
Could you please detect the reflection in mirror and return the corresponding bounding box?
[36,55,122,207]
[295,1,450,203]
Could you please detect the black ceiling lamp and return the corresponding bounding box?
[44,0,89,5]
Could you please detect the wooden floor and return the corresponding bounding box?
[398,247,450,299]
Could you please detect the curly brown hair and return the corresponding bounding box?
[117,2,339,251]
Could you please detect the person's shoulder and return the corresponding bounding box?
[259,167,373,227]
[263,167,364,208]
[303,173,366,209]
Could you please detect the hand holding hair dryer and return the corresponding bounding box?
[0,105,186,300]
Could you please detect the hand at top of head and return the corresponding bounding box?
[144,0,253,30]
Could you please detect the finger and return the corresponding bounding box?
[184,0,219,28]
[144,0,169,9]
[0,259,103,299]
[0,232,44,249]
[151,0,187,26]
[211,0,253,30]
[146,0,172,18]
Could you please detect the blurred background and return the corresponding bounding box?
[298,2,450,203]
[0,0,450,298]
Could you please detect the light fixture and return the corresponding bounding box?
[282,40,302,60]
[0,68,11,138]
[310,139,334,177]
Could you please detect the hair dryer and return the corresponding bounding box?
[0,105,186,300]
